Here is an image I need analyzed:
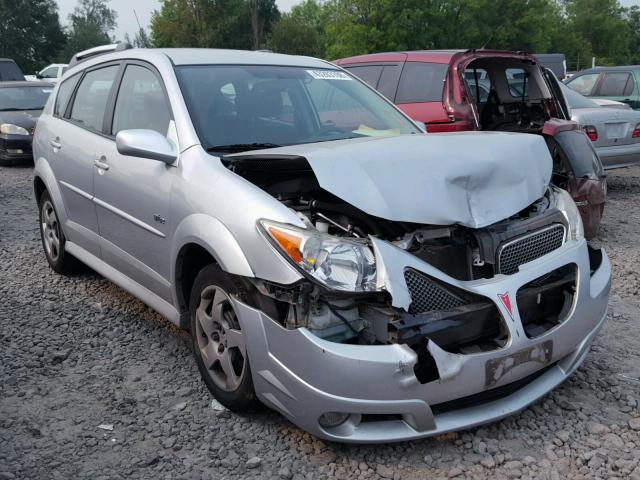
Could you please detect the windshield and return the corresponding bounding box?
[560,83,598,110]
[0,86,53,111]
[176,65,420,153]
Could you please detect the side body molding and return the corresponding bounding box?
[171,213,255,281]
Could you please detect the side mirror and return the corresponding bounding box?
[116,129,177,164]
[35,72,43,79]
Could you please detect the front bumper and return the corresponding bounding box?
[596,143,640,169]
[0,134,34,164]
[234,238,611,443]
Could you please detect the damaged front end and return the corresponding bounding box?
[223,135,611,442]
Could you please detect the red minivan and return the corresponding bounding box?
[336,50,606,240]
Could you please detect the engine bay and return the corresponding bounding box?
[224,153,571,356]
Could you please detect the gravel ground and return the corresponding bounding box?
[1,165,640,480]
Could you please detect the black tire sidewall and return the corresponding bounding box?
[38,191,74,274]
[189,263,257,412]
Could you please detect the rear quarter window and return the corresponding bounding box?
[396,62,448,104]
[54,73,81,117]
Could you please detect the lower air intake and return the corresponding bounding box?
[404,269,468,314]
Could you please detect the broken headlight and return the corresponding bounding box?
[552,187,584,241]
[260,220,377,292]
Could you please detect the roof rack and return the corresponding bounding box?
[69,43,133,68]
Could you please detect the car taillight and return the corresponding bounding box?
[583,125,598,141]
[632,123,640,138]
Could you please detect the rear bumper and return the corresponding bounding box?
[233,239,611,443]
[0,135,34,164]
[595,143,640,169]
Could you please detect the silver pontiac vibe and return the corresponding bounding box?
[32,46,611,443]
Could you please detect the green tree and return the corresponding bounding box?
[62,0,118,60]
[267,0,328,56]
[562,0,630,66]
[151,0,279,50]
[0,0,66,72]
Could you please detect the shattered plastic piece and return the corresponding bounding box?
[97,424,114,431]
[209,399,226,411]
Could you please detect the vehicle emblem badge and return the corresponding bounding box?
[498,293,514,320]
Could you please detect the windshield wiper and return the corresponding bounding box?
[0,107,32,111]
[206,142,281,153]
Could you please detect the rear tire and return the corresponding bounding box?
[38,190,79,274]
[189,264,258,412]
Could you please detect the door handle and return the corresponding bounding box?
[94,156,109,171]
[50,138,61,149]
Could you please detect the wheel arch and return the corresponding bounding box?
[171,214,254,329]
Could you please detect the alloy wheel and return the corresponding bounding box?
[194,285,247,392]
[41,199,61,262]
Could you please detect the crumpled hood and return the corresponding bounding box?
[239,132,552,228]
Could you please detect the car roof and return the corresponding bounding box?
[0,58,18,62]
[159,48,335,68]
[336,49,538,65]
[0,81,54,87]
[65,48,335,76]
[574,66,640,75]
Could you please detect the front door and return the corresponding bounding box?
[93,62,176,301]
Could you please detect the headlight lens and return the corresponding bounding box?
[0,123,29,135]
[553,187,584,241]
[261,220,377,292]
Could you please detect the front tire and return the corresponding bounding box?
[189,264,257,412]
[38,191,78,274]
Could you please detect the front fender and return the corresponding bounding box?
[171,213,255,280]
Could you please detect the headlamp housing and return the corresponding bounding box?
[260,220,377,292]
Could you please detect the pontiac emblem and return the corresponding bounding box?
[498,292,514,320]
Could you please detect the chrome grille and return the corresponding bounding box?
[497,224,566,275]
[404,269,468,314]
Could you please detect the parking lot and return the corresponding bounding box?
[0,164,638,479]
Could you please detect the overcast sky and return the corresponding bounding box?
[55,0,300,40]
[56,0,640,42]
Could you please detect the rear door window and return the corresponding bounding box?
[396,62,448,104]
[566,73,600,96]
[377,64,403,100]
[69,65,119,132]
[597,72,634,96]
[344,65,383,89]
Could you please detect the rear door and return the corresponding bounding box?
[47,64,120,257]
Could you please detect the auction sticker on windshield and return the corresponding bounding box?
[306,70,352,80]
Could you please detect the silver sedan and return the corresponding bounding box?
[561,83,640,169]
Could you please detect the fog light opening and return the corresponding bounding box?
[318,411,350,428]
[7,149,24,154]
